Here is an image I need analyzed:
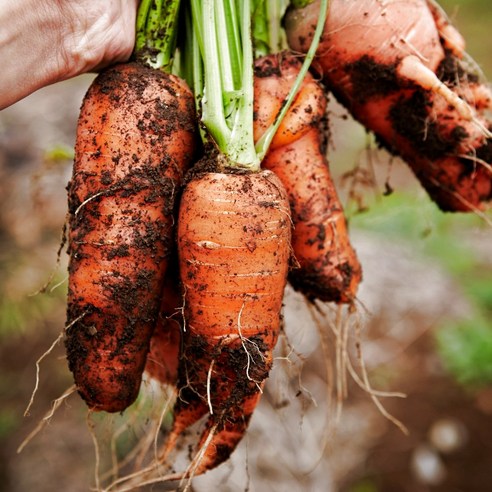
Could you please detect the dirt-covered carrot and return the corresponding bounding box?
[65,1,197,413]
[169,168,291,472]
[254,52,361,303]
[285,0,492,212]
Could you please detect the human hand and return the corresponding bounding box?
[0,0,139,110]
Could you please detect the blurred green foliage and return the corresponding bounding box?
[437,315,492,388]
[0,407,18,439]
[347,478,380,492]
[43,144,74,164]
[0,250,67,339]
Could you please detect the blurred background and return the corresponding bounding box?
[1,1,491,491]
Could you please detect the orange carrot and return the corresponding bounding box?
[285,0,492,212]
[144,262,182,386]
[164,167,291,473]
[254,52,362,303]
[65,62,197,413]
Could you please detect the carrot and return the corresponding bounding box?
[165,167,291,473]
[254,52,362,303]
[284,0,492,212]
[65,61,197,413]
[144,262,182,386]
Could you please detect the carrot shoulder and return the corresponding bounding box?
[65,62,197,413]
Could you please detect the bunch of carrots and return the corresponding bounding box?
[61,0,491,484]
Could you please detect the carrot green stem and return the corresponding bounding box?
[200,0,231,150]
[191,0,258,170]
[290,0,313,7]
[251,1,289,60]
[233,0,257,168]
[222,0,242,89]
[255,0,329,160]
[252,0,270,58]
[268,0,289,53]
[184,0,327,169]
[134,0,182,72]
